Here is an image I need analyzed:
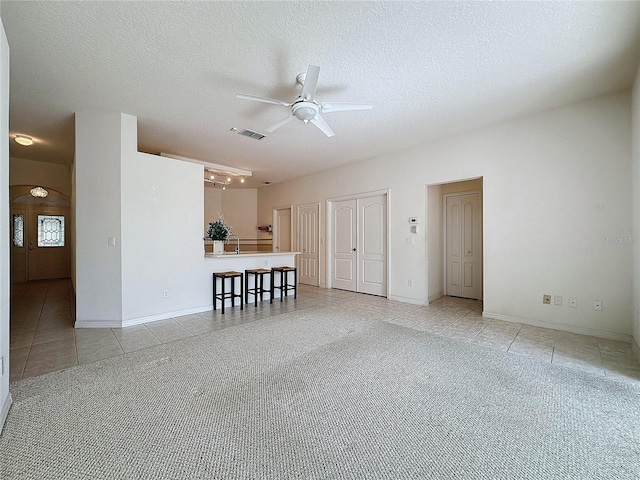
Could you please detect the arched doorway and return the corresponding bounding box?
[10,185,71,282]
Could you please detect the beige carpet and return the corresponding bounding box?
[1,306,639,479]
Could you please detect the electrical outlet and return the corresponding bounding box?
[163,289,169,298]
[568,297,577,308]
[554,295,563,306]
[543,294,551,305]
[408,279,413,287]
[593,300,602,311]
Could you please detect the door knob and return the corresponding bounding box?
[352,248,356,252]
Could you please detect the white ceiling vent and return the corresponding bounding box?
[238,129,265,140]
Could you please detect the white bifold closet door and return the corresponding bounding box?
[332,194,386,296]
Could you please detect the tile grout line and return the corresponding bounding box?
[505,323,525,355]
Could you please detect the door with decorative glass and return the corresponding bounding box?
[27,208,71,281]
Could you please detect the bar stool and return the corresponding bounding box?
[270,266,297,304]
[212,271,243,314]
[245,268,271,307]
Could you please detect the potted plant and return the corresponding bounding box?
[207,216,232,254]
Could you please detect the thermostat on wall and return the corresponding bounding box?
[409,217,420,224]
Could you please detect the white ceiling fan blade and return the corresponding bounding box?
[310,113,335,137]
[237,94,290,107]
[300,64,320,100]
[266,115,295,133]
[321,102,373,113]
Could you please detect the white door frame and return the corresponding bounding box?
[443,190,482,299]
[272,205,293,253]
[326,189,390,295]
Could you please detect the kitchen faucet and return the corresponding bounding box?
[227,233,240,254]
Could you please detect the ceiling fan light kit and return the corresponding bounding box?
[237,64,372,137]
[292,102,319,122]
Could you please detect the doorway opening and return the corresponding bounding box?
[297,203,320,286]
[427,178,483,302]
[272,205,292,253]
[10,185,71,283]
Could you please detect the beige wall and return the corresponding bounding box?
[204,183,222,236]
[10,157,72,196]
[220,188,257,239]
[204,185,258,240]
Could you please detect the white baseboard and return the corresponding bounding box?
[122,291,282,328]
[74,320,122,328]
[484,311,632,343]
[1,392,12,435]
[387,294,425,305]
[122,305,213,328]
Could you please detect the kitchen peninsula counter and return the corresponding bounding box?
[204,251,299,272]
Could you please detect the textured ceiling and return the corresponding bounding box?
[2,1,639,188]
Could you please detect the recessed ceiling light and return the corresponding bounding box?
[15,135,33,146]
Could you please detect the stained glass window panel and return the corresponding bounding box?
[38,215,65,247]
[13,214,24,247]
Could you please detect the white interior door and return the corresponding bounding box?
[331,199,357,291]
[274,207,291,252]
[298,203,319,286]
[445,193,482,299]
[357,195,386,296]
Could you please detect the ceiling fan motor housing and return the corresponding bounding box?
[292,101,319,121]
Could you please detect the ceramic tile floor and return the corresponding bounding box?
[9,279,640,384]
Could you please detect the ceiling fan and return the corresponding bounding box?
[237,64,373,137]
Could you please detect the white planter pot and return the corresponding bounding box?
[213,240,225,255]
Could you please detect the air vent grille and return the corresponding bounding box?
[238,129,265,140]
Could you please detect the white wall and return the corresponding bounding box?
[632,66,640,359]
[74,111,124,326]
[9,157,72,196]
[258,92,633,340]
[121,149,206,321]
[0,18,11,432]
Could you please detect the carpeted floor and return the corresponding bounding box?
[1,306,639,479]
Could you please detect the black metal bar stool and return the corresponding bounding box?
[270,266,297,304]
[212,271,243,314]
[245,268,271,307]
